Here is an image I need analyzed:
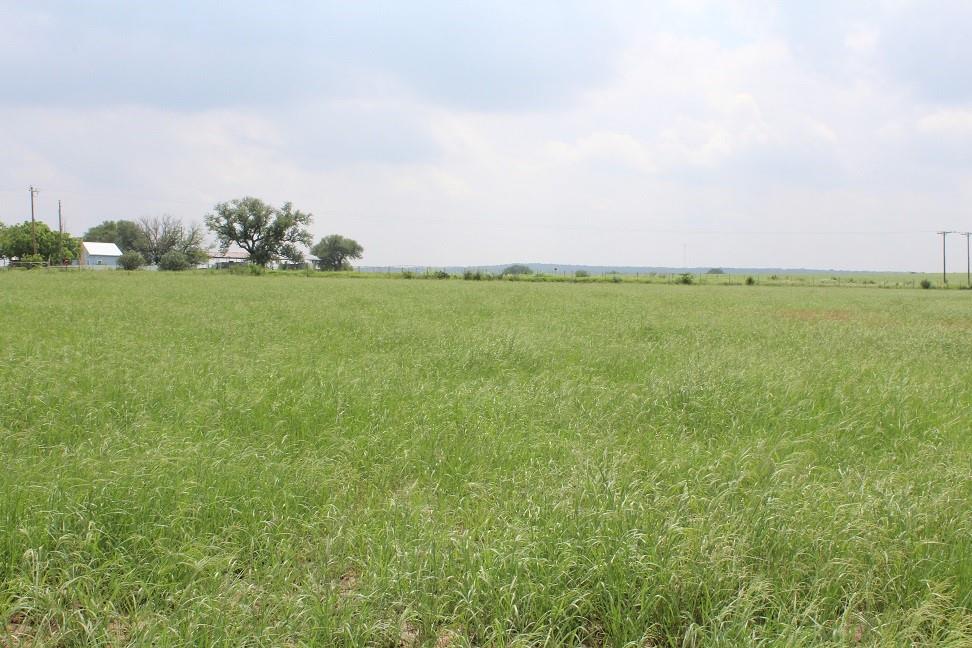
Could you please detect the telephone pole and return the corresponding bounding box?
[29,185,39,256]
[962,232,972,289]
[937,231,954,286]
[58,200,64,265]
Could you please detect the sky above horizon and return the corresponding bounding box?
[2,1,972,271]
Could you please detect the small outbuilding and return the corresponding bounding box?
[80,241,123,268]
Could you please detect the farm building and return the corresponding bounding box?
[207,249,250,268]
[278,254,319,270]
[80,241,123,268]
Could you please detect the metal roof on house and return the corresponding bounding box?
[81,241,123,256]
[209,249,250,260]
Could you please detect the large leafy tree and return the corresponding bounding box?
[83,220,146,253]
[311,235,363,270]
[0,221,79,262]
[205,197,312,267]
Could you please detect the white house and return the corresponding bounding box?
[80,242,123,268]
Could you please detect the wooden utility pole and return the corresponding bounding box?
[58,200,64,264]
[962,232,972,289]
[29,185,39,255]
[937,231,954,286]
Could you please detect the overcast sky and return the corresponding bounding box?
[2,1,972,270]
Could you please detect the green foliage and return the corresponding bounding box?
[431,270,451,279]
[206,197,312,267]
[574,270,590,278]
[118,250,146,271]
[83,220,146,253]
[463,269,492,280]
[2,275,970,645]
[227,263,264,276]
[501,264,533,276]
[676,272,694,285]
[746,276,756,286]
[0,220,79,262]
[158,250,191,271]
[311,234,363,271]
[18,253,46,268]
[921,279,933,289]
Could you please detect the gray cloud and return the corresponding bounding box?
[0,1,620,112]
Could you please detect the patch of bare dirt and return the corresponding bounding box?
[398,620,419,647]
[338,569,359,597]
[3,611,59,648]
[435,629,461,647]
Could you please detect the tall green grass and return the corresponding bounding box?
[1,273,970,646]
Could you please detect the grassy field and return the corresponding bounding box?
[1,272,970,647]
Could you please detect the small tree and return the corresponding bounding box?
[206,197,312,267]
[311,234,363,271]
[159,250,191,271]
[118,250,146,270]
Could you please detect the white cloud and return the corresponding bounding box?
[916,110,972,138]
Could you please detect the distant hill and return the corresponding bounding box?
[359,263,921,276]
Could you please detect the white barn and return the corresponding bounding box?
[80,242,123,268]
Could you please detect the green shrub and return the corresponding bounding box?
[401,270,415,279]
[920,279,932,290]
[118,250,146,271]
[19,254,45,269]
[431,270,451,279]
[611,275,622,283]
[159,250,191,271]
[225,263,262,275]
[677,273,694,285]
[746,276,756,286]
[574,270,589,278]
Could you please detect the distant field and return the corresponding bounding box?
[1,273,970,646]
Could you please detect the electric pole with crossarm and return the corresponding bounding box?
[937,231,954,286]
